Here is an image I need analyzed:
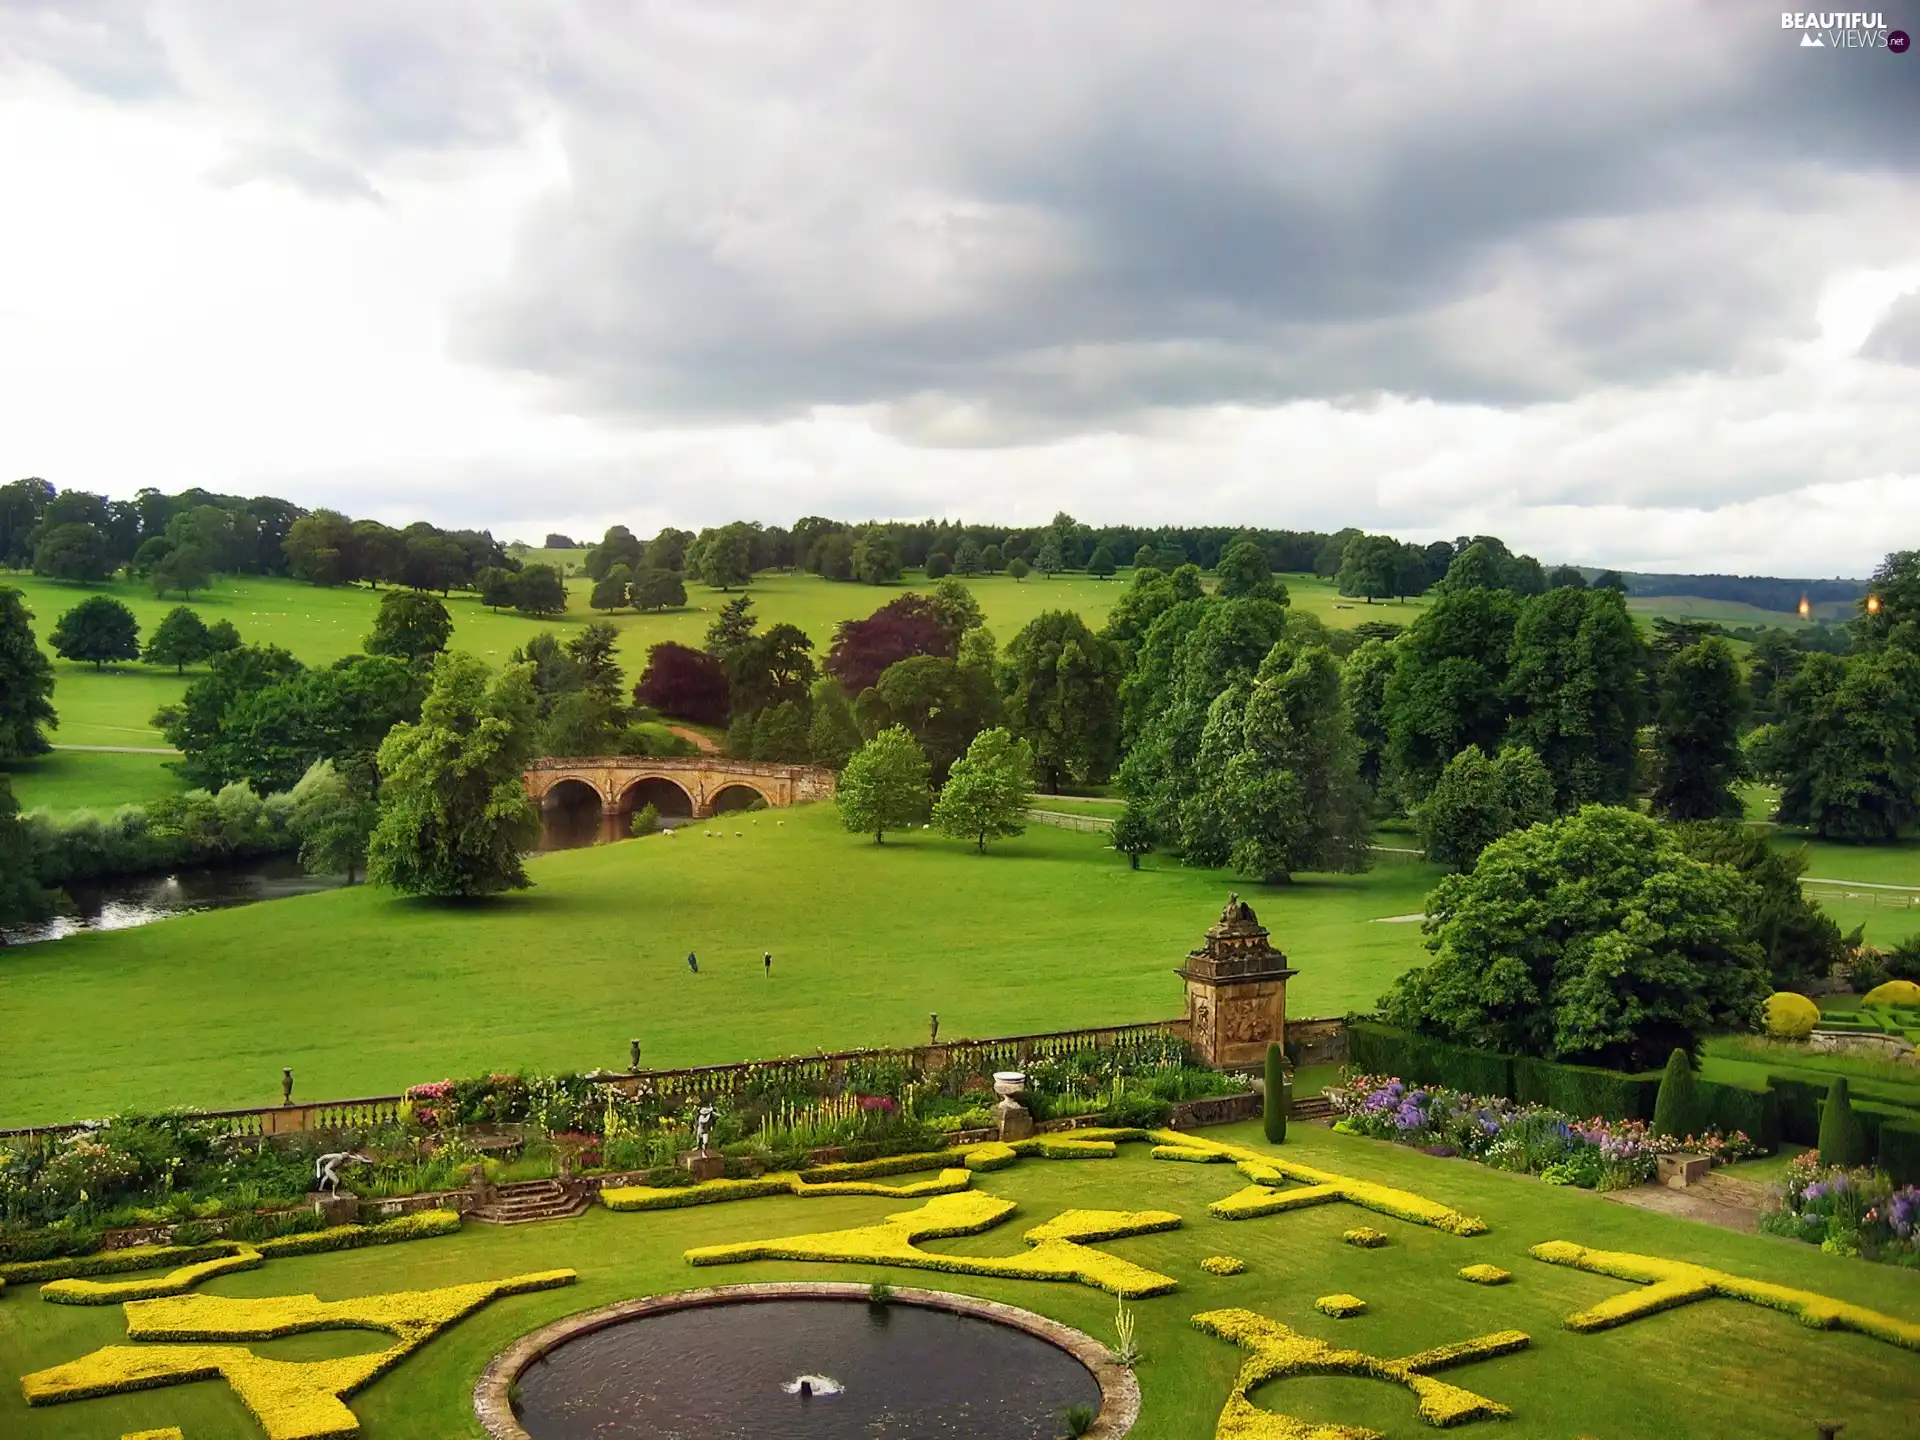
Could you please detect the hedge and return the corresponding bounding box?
[1767,1073,1920,1172]
[1881,1121,1920,1186]
[1694,1080,1779,1151]
[1512,1056,1658,1121]
[1348,1022,1513,1097]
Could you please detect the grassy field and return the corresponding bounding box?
[0,802,1443,1127]
[2,1122,1915,1440]
[3,750,189,813]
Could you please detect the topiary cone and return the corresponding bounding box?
[1817,1076,1868,1168]
[1650,1048,1700,1145]
[1263,1042,1288,1145]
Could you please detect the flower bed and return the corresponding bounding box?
[1325,1072,1760,1191]
[1758,1151,1919,1266]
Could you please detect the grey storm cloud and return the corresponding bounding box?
[1864,290,1920,365]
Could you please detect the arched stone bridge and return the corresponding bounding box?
[523,757,839,844]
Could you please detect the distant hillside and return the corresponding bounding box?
[1603,571,1867,614]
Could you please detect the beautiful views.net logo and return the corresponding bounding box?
[1780,12,1910,49]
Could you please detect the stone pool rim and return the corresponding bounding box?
[473,1280,1140,1439]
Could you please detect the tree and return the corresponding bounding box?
[980,544,1005,574]
[538,688,623,756]
[953,538,984,575]
[1382,587,1519,803]
[852,529,903,585]
[1505,586,1643,809]
[0,775,57,935]
[1651,1049,1702,1142]
[1086,545,1116,580]
[867,652,1000,780]
[1754,648,1920,840]
[925,552,953,579]
[752,700,811,762]
[1112,804,1155,869]
[1195,641,1371,883]
[513,563,568,616]
[1002,611,1122,792]
[807,679,862,768]
[1670,821,1843,989]
[930,727,1033,851]
[1342,638,1396,796]
[1007,557,1031,583]
[288,758,378,883]
[564,622,625,707]
[1652,637,1745,820]
[1817,1076,1868,1167]
[162,643,308,788]
[49,595,140,669]
[143,606,214,673]
[589,565,632,612]
[282,510,354,585]
[1593,570,1628,592]
[836,725,931,842]
[1440,543,1503,593]
[151,544,213,599]
[367,653,540,897]
[365,590,453,665]
[1381,805,1769,1068]
[351,520,407,586]
[705,595,759,657]
[1853,548,1918,651]
[475,567,519,611]
[929,578,985,642]
[1264,1043,1288,1145]
[1548,564,1588,590]
[826,594,955,694]
[584,525,645,581]
[0,587,56,759]
[1033,540,1063,579]
[635,642,730,725]
[693,523,756,590]
[1416,744,1554,871]
[31,522,110,582]
[1336,535,1400,604]
[1133,544,1158,572]
[630,567,686,611]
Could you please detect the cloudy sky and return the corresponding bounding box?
[1,2,1916,575]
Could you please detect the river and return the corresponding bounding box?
[2,855,347,946]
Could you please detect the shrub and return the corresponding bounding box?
[1864,979,1920,1007]
[1315,1292,1368,1317]
[1263,1042,1287,1144]
[1651,1049,1702,1143]
[1342,1227,1388,1248]
[1200,1255,1245,1275]
[1818,1077,1870,1168]
[1764,991,1821,1041]
[1348,1022,1513,1098]
[1458,1264,1510,1285]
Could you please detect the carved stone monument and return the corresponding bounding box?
[1177,893,1298,1069]
[680,1102,725,1182]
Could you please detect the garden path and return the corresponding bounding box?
[1600,1171,1768,1234]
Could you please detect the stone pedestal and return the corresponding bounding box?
[1176,893,1298,1070]
[994,1098,1035,1142]
[680,1148,725,1182]
[1657,1153,1711,1189]
[309,1191,361,1227]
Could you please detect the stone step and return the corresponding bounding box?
[1289,1097,1335,1120]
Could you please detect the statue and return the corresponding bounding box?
[314,1152,369,1195]
[693,1103,717,1152]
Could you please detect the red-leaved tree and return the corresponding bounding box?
[635,642,731,725]
[825,595,956,694]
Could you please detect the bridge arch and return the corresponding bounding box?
[616,775,696,828]
[538,777,605,850]
[523,756,838,845]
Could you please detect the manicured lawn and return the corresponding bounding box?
[1,1122,1914,1440]
[3,750,190,813]
[0,804,1442,1127]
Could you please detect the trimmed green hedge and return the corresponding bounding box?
[1348,1022,1513,1097]
[1695,1079,1779,1151]
[1513,1056,1659,1122]
[1880,1121,1920,1186]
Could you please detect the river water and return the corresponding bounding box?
[2,854,347,946]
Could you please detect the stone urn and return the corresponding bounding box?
[991,1072,1035,1142]
[992,1070,1027,1100]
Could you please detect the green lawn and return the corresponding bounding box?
[3,750,190,813]
[2,1123,1914,1440]
[0,803,1441,1128]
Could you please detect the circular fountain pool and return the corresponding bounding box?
[483,1284,1130,1440]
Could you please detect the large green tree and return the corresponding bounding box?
[1382,805,1769,1068]
[511,564,568,616]
[1504,585,1642,809]
[1382,587,1519,803]
[1001,611,1122,792]
[151,544,213,598]
[836,724,931,842]
[1670,821,1845,989]
[0,775,57,935]
[1652,637,1746,820]
[0,587,56,759]
[1755,647,1920,840]
[48,595,139,669]
[365,590,453,664]
[143,606,214,673]
[1341,637,1397,796]
[867,645,1001,782]
[31,521,110,581]
[932,726,1033,851]
[1415,743,1555,871]
[1192,641,1371,883]
[630,567,688,612]
[1336,534,1401,603]
[1217,540,1285,601]
[287,758,379,884]
[367,653,540,896]
[807,678,862,768]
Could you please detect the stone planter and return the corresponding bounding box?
[992,1070,1027,1099]
[1656,1153,1711,1189]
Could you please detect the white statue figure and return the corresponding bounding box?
[314,1151,370,1194]
[693,1103,717,1152]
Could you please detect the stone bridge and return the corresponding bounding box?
[523,756,839,844]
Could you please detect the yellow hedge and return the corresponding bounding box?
[1193,1306,1530,1436]
[1156,1131,1487,1237]
[1,1241,237,1288]
[1528,1241,1920,1351]
[603,1166,972,1212]
[1315,1293,1367,1318]
[685,1191,1183,1298]
[24,1270,576,1440]
[124,1430,185,1440]
[1152,1145,1230,1163]
[961,1142,1018,1172]
[1763,991,1821,1041]
[1343,1228,1388,1249]
[41,1246,264,1306]
[1863,979,1920,1008]
[1458,1264,1511,1286]
[1201,1255,1246,1276]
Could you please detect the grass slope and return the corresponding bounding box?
[3,750,190,813]
[0,1124,1914,1440]
[0,804,1440,1126]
